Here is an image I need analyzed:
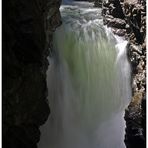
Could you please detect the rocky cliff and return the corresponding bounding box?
[3,0,61,147]
[102,0,146,148]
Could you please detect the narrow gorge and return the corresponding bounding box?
[3,0,146,148]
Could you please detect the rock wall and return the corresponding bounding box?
[94,0,102,7]
[102,0,146,148]
[3,0,61,148]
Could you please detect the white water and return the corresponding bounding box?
[38,2,131,148]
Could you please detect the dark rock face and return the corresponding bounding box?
[102,0,146,148]
[102,0,126,36]
[94,0,102,7]
[3,0,61,147]
[103,0,125,19]
[125,92,146,148]
[107,18,126,29]
[123,1,146,44]
[123,1,146,147]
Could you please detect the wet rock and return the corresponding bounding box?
[112,28,126,36]
[125,92,146,148]
[3,0,62,147]
[102,0,146,147]
[103,0,125,19]
[94,0,102,7]
[107,18,126,29]
[123,1,145,44]
[103,14,114,25]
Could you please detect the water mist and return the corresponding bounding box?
[38,2,131,148]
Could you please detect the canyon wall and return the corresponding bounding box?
[102,0,146,148]
[3,0,61,147]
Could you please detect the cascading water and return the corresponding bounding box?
[38,2,131,148]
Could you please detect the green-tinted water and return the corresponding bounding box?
[38,2,131,148]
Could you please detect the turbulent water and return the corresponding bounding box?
[38,2,131,148]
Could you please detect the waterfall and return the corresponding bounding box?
[38,2,131,148]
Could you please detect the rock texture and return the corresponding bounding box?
[3,0,61,148]
[123,1,146,147]
[102,0,126,36]
[102,0,146,148]
[94,0,102,7]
